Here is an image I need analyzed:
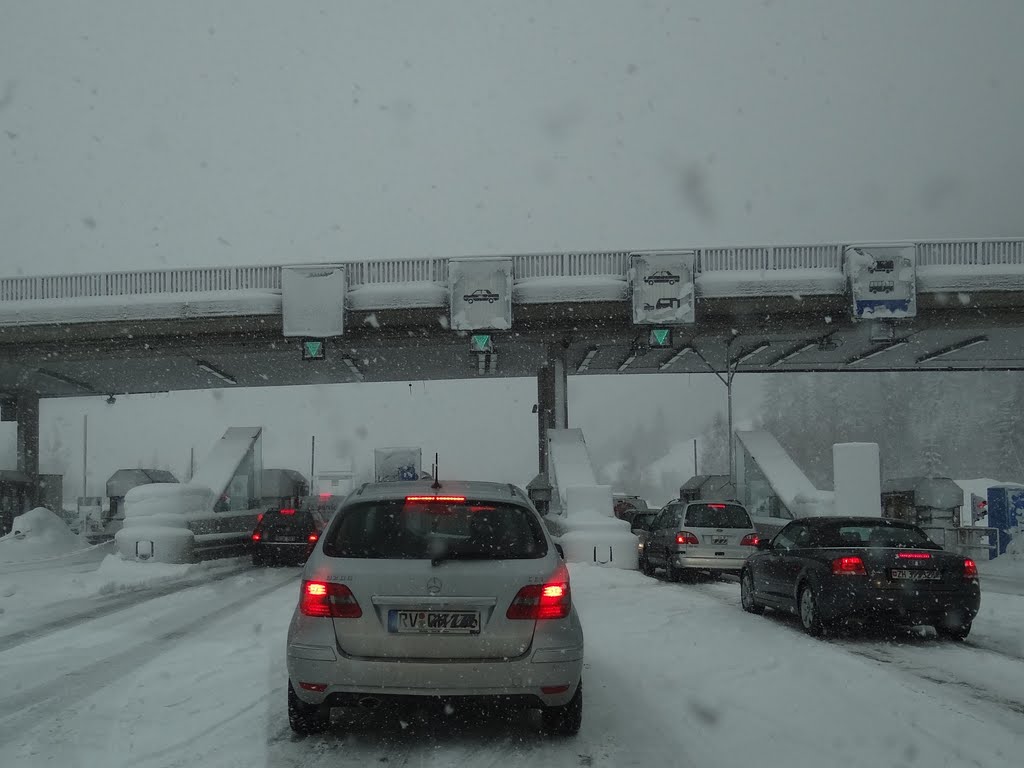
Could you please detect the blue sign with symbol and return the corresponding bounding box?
[398,465,418,481]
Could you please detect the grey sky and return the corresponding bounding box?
[3,1,1022,497]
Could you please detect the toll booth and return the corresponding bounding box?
[881,476,995,558]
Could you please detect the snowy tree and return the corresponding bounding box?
[698,411,729,475]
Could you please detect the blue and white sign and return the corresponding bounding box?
[630,251,696,325]
[846,245,917,320]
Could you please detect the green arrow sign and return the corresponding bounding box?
[649,328,672,348]
[470,334,493,353]
[302,339,325,360]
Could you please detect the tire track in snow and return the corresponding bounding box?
[0,563,254,653]
[0,570,298,745]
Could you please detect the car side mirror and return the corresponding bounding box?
[554,543,565,559]
[756,538,773,551]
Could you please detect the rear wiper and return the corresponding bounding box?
[430,551,493,567]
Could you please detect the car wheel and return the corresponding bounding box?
[740,570,765,615]
[639,554,654,577]
[936,619,972,641]
[664,559,679,582]
[798,584,827,638]
[541,679,582,736]
[288,681,330,735]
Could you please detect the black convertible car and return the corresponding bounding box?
[740,517,981,639]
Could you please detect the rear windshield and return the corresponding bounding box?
[260,509,316,530]
[684,503,751,529]
[323,499,548,560]
[819,523,939,549]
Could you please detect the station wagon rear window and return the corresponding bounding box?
[323,499,548,560]
[684,503,751,529]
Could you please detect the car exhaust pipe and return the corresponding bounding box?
[358,696,381,710]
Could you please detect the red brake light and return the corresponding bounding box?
[832,556,867,576]
[675,531,699,545]
[280,508,296,515]
[299,682,327,692]
[405,495,466,503]
[319,493,332,500]
[307,532,319,543]
[256,513,263,523]
[300,580,362,618]
[507,565,571,620]
[251,532,261,542]
[963,558,979,580]
[897,552,931,559]
[708,503,726,510]
[740,533,760,546]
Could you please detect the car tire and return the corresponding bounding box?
[541,679,583,736]
[740,569,765,615]
[665,559,679,582]
[798,583,828,638]
[639,554,654,577]
[936,619,972,641]
[288,681,330,735]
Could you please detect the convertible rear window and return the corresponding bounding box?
[323,499,548,560]
[684,503,751,529]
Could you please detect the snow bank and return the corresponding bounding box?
[86,554,199,595]
[918,264,1024,293]
[0,507,89,564]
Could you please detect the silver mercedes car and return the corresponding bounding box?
[285,480,584,735]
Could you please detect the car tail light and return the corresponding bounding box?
[708,503,726,510]
[319,493,332,501]
[251,532,261,542]
[963,558,979,580]
[299,682,327,692]
[405,495,466,503]
[280,508,296,515]
[675,531,699,545]
[507,565,571,620]
[256,513,263,523]
[307,532,319,543]
[832,556,867,576]
[897,552,931,559]
[740,533,760,546]
[300,580,362,618]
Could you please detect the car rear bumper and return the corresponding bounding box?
[674,554,749,571]
[255,543,311,561]
[287,643,583,707]
[818,582,981,624]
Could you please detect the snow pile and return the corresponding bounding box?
[346,282,448,310]
[513,276,628,304]
[697,268,844,297]
[0,507,88,564]
[114,483,215,563]
[86,554,198,595]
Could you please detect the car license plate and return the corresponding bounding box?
[891,569,941,581]
[712,536,728,545]
[276,535,298,542]
[388,610,481,634]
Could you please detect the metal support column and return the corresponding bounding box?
[1,394,41,507]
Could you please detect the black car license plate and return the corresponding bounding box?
[891,569,941,581]
[388,610,480,634]
[712,536,728,545]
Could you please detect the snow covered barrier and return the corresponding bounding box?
[556,485,638,569]
[833,443,881,517]
[114,483,215,563]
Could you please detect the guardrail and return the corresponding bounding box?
[2,238,1022,303]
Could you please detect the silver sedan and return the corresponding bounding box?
[285,480,584,735]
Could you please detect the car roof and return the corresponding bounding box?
[346,479,530,505]
[683,499,746,506]
[795,516,916,526]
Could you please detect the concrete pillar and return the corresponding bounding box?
[1,394,40,506]
[535,344,570,476]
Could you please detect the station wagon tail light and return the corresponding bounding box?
[280,508,296,515]
[300,580,362,618]
[405,495,466,503]
[897,552,931,559]
[740,533,760,546]
[675,531,699,545]
[251,532,261,542]
[963,558,979,580]
[507,564,571,620]
[832,556,867,576]
[307,532,319,543]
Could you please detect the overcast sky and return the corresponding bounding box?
[4,1,1023,499]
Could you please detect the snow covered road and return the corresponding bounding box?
[0,565,1021,768]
